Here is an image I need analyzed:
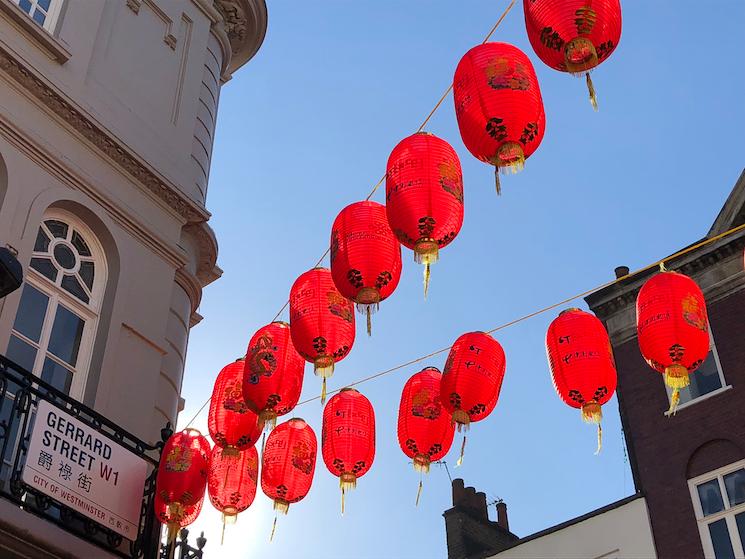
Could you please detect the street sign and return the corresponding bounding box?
[22,400,149,540]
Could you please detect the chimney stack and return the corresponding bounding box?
[496,501,509,531]
[614,265,630,279]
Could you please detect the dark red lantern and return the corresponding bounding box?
[155,493,204,536]
[155,429,211,540]
[637,270,710,412]
[322,388,375,513]
[207,445,258,540]
[208,358,263,456]
[397,367,455,474]
[546,308,617,452]
[524,0,622,109]
[290,267,356,402]
[330,201,402,336]
[242,322,305,427]
[386,132,464,297]
[442,332,506,430]
[261,418,317,514]
[453,42,545,193]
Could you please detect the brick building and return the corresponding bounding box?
[444,171,745,559]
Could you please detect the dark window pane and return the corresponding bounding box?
[40,358,72,395]
[30,258,57,282]
[688,352,723,399]
[725,470,745,508]
[12,284,49,342]
[34,229,50,253]
[708,519,735,559]
[78,261,94,290]
[47,306,84,366]
[6,335,37,372]
[32,8,46,25]
[53,244,76,270]
[736,513,745,556]
[45,220,67,239]
[38,0,51,10]
[698,479,725,516]
[18,0,31,14]
[0,395,22,472]
[61,275,89,304]
[71,231,91,257]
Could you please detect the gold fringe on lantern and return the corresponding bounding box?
[490,142,525,195]
[258,409,278,431]
[321,377,327,405]
[314,355,335,377]
[221,510,237,545]
[665,364,690,415]
[221,445,240,459]
[414,240,439,299]
[451,410,471,432]
[455,435,467,468]
[269,514,277,542]
[356,287,381,337]
[340,473,357,515]
[273,499,290,515]
[165,501,184,543]
[564,37,598,74]
[581,401,603,455]
[585,72,598,111]
[413,453,431,474]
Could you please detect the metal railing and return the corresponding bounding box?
[160,528,206,559]
[0,354,169,558]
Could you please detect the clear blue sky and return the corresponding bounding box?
[178,2,745,557]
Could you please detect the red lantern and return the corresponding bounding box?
[242,322,305,427]
[208,358,263,456]
[155,429,211,540]
[322,388,375,513]
[330,201,402,336]
[453,42,545,193]
[385,132,464,297]
[524,0,622,110]
[261,418,317,514]
[155,493,204,534]
[546,308,617,452]
[290,267,356,402]
[442,332,506,430]
[637,270,710,412]
[397,367,455,474]
[207,445,258,539]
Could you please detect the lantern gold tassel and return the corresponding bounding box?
[356,290,380,337]
[414,240,439,299]
[596,423,603,455]
[415,478,423,507]
[455,435,467,467]
[494,166,501,195]
[664,364,689,415]
[166,502,184,543]
[321,377,327,405]
[340,473,356,516]
[581,401,603,454]
[341,487,345,516]
[424,263,431,299]
[452,410,471,432]
[491,142,525,196]
[269,514,277,542]
[585,72,598,111]
[167,522,179,545]
[366,306,372,336]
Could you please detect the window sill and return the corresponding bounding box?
[0,0,70,63]
[664,385,734,416]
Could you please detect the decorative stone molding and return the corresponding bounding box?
[0,43,208,223]
[184,221,222,287]
[175,267,204,316]
[214,0,267,74]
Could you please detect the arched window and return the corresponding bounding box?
[6,210,107,399]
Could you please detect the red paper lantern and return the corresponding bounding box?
[637,270,710,412]
[242,322,305,427]
[261,418,317,514]
[330,201,402,335]
[524,0,622,109]
[442,332,506,430]
[290,267,356,401]
[155,429,211,540]
[397,367,455,474]
[155,493,204,533]
[453,42,545,193]
[386,132,464,297]
[322,388,375,513]
[546,308,617,452]
[207,445,258,532]
[208,358,263,456]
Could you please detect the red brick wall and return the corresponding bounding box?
[613,288,745,558]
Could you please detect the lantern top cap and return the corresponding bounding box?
[183,428,202,437]
[235,356,245,362]
[559,307,583,316]
[271,321,290,327]
[340,387,359,393]
[289,417,306,426]
[422,366,441,373]
[312,266,329,271]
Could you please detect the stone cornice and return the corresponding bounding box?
[184,221,223,287]
[214,0,267,76]
[0,42,209,224]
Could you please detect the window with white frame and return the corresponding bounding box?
[5,210,106,399]
[12,0,63,33]
[666,329,728,409]
[689,460,745,558]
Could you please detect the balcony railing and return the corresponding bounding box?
[0,354,167,558]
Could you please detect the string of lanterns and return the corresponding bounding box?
[152,0,730,543]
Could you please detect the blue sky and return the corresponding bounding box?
[178,1,745,557]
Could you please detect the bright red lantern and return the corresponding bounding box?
[637,270,710,412]
[290,267,356,401]
[524,0,622,110]
[442,332,506,430]
[453,42,545,193]
[385,132,464,297]
[322,388,375,513]
[397,367,455,474]
[208,358,263,456]
[207,445,258,536]
[546,308,617,452]
[330,201,402,335]
[242,322,305,427]
[261,418,317,514]
[155,429,211,540]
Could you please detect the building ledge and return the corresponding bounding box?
[0,0,70,63]
[664,385,733,417]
